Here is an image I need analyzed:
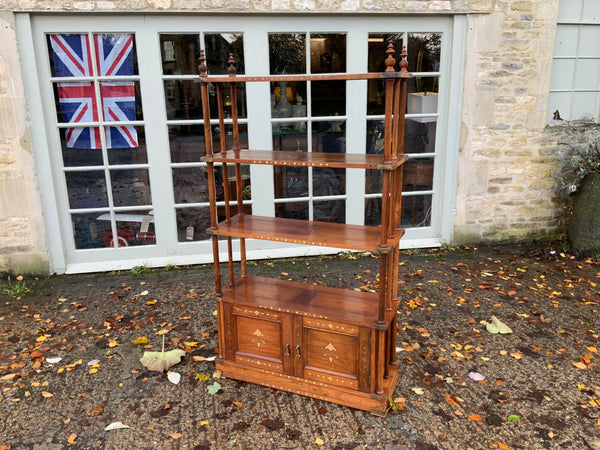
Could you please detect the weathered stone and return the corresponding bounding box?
[568,173,600,255]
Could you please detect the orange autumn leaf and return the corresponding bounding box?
[497,444,510,450]
[170,433,182,439]
[445,395,460,408]
[67,433,77,445]
[469,414,483,421]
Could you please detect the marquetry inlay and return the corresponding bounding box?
[251,328,266,347]
[323,342,340,362]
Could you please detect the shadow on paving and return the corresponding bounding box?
[0,243,599,449]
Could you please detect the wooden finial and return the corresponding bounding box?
[199,50,208,77]
[400,45,408,74]
[385,41,396,72]
[228,53,236,77]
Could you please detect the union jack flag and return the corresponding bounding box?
[50,33,138,149]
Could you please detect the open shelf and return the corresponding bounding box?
[210,214,404,252]
[204,149,406,170]
[221,275,397,327]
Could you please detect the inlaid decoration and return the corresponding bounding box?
[251,328,266,347]
[323,342,340,362]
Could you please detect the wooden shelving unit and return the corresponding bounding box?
[200,43,409,416]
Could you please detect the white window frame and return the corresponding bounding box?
[17,13,465,274]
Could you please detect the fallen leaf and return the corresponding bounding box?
[131,336,149,345]
[195,373,210,381]
[507,414,520,422]
[105,422,130,431]
[468,372,485,381]
[485,316,512,334]
[207,382,221,394]
[170,433,182,439]
[167,372,181,385]
[233,401,243,407]
[411,387,424,395]
[140,349,185,372]
[41,391,54,398]
[572,361,588,370]
[445,395,460,408]
[46,357,62,364]
[469,414,483,421]
[67,433,77,445]
[90,405,104,416]
[315,438,324,446]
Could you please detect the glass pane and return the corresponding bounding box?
[402,194,432,228]
[98,210,155,247]
[53,82,99,125]
[274,166,308,199]
[550,59,576,90]
[107,126,147,164]
[218,164,252,205]
[100,81,142,122]
[275,201,308,220]
[160,34,200,75]
[169,124,206,163]
[269,33,306,75]
[314,199,345,223]
[210,84,247,120]
[367,79,386,115]
[111,169,152,207]
[204,33,245,75]
[403,158,434,192]
[315,120,345,153]
[48,34,93,78]
[311,81,345,116]
[273,126,312,151]
[583,0,600,22]
[574,59,600,90]
[71,212,109,249]
[176,206,211,242]
[547,92,572,121]
[60,128,104,167]
[164,80,203,120]
[93,33,138,76]
[405,119,436,154]
[272,81,306,123]
[558,0,582,22]
[173,167,212,203]
[554,25,579,57]
[310,34,346,73]
[579,26,600,57]
[314,167,345,196]
[571,91,598,120]
[66,171,108,209]
[365,120,384,194]
[368,33,403,72]
[408,76,439,99]
[213,124,249,153]
[407,33,441,73]
[365,197,381,226]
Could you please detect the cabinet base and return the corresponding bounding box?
[216,359,399,416]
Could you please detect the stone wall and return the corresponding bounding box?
[0,0,571,273]
[454,0,563,244]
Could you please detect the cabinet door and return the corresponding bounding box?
[300,318,371,392]
[225,304,293,374]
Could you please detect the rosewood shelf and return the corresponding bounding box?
[203,149,407,170]
[210,214,404,252]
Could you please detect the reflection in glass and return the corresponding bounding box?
[271,81,306,125]
[217,164,251,204]
[107,127,147,165]
[275,201,308,220]
[407,76,439,99]
[66,171,108,209]
[172,167,216,203]
[407,33,441,73]
[164,80,203,120]
[71,212,107,249]
[404,120,436,154]
[110,169,152,206]
[60,128,104,167]
[160,34,200,75]
[274,166,308,199]
[213,124,249,152]
[314,168,345,196]
[209,84,247,120]
[269,34,306,74]
[311,81,345,116]
[176,206,211,242]
[310,34,346,73]
[169,124,206,163]
[314,199,345,223]
[314,120,345,153]
[364,195,432,228]
[368,33,404,72]
[205,33,245,74]
[403,158,434,192]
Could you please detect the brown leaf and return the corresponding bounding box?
[41,391,54,398]
[90,405,104,416]
[170,433,182,439]
[67,433,77,445]
[445,395,460,408]
[469,414,483,421]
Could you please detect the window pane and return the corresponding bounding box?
[579,25,600,57]
[60,128,104,167]
[272,81,306,122]
[276,201,308,220]
[273,126,312,151]
[93,33,137,76]
[583,0,600,22]
[209,84,247,120]
[169,124,206,162]
[160,34,200,75]
[53,82,99,125]
[104,210,155,247]
[553,25,579,57]
[269,33,306,75]
[66,171,108,209]
[48,34,93,78]
[274,167,308,199]
[315,120,345,153]
[71,212,108,249]
[310,34,346,73]
[368,33,403,72]
[574,59,600,90]
[408,76,439,98]
[204,33,245,75]
[111,169,152,207]
[405,120,436,154]
[213,124,249,153]
[550,59,576,90]
[547,92,572,122]
[173,167,212,203]
[402,194,432,228]
[571,91,598,120]
[164,80,203,120]
[100,81,142,122]
[107,127,147,164]
[314,167,345,196]
[407,33,441,73]
[403,158,434,192]
[176,207,211,242]
[558,0,583,22]
[311,81,345,116]
[314,199,345,223]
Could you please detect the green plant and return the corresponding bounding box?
[553,135,600,195]
[131,264,150,275]
[1,276,31,298]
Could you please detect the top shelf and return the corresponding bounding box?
[199,72,410,83]
[203,150,407,170]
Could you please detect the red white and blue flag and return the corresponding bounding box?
[50,33,138,149]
